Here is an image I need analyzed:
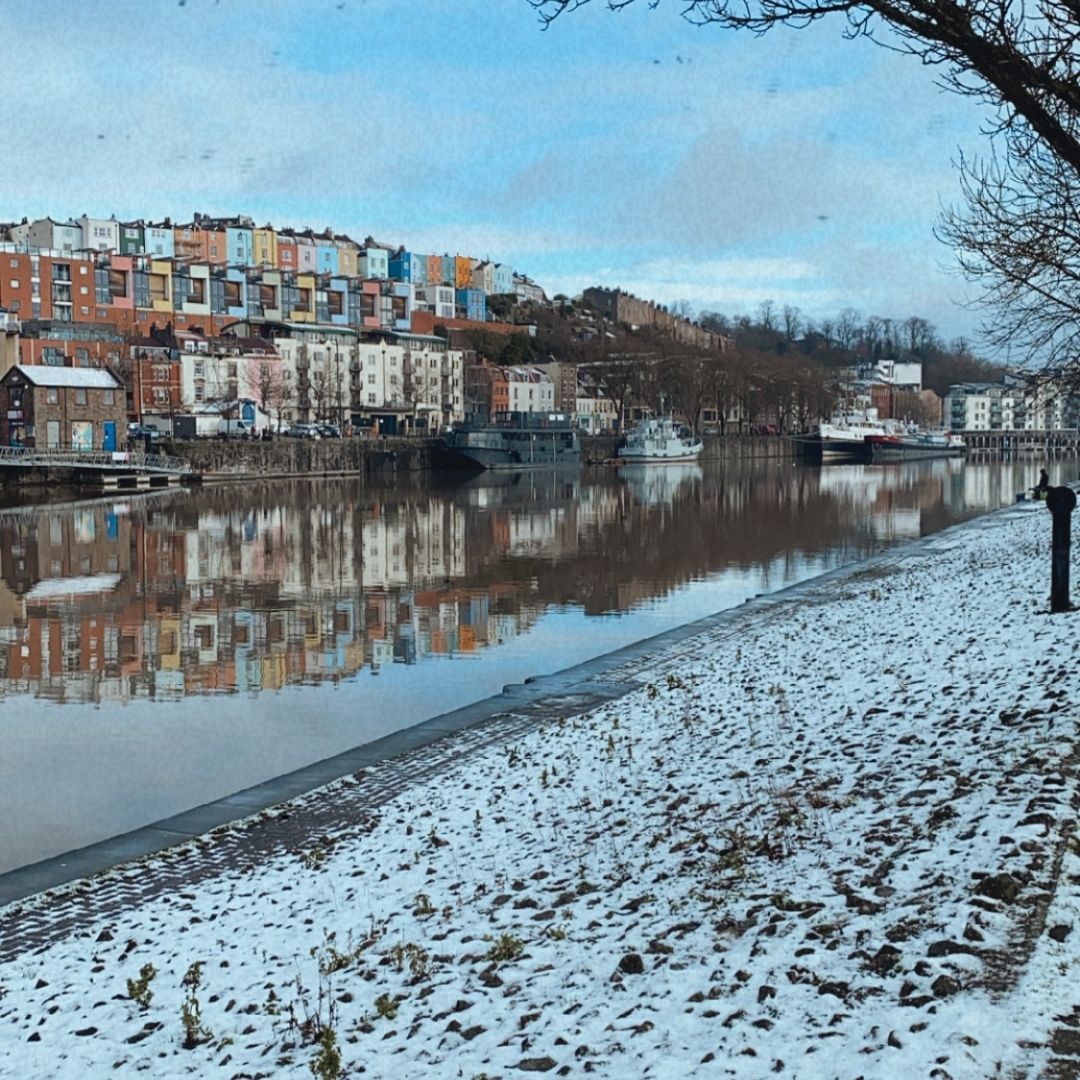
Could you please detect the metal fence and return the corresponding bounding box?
[0,446,191,474]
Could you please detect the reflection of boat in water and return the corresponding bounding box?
[439,412,580,471]
[620,461,703,506]
[618,417,702,463]
[866,429,966,461]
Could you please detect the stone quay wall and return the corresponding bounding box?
[1,432,800,484]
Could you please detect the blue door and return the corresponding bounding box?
[103,421,116,451]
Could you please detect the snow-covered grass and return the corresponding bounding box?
[1,504,1077,1079]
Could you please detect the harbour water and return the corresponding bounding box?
[0,454,1074,874]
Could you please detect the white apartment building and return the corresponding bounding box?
[945,378,1079,431]
[506,366,555,414]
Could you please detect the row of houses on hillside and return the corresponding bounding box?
[2,212,531,299]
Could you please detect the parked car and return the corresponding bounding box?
[127,423,162,443]
[317,422,341,438]
[286,423,320,440]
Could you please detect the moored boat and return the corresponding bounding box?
[439,412,581,471]
[865,429,966,461]
[617,417,702,463]
[810,409,888,462]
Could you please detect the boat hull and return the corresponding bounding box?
[618,448,701,463]
[811,436,872,463]
[440,425,581,471]
[866,436,966,462]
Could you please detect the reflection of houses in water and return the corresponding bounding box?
[0,490,541,704]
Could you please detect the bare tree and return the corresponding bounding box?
[938,144,1080,379]
[781,305,800,344]
[531,0,1080,369]
[274,371,295,431]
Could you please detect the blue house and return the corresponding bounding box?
[456,288,487,322]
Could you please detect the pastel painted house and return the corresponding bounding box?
[253,226,278,268]
[381,281,414,331]
[455,288,486,322]
[315,232,339,275]
[211,267,248,320]
[247,270,284,321]
[493,263,514,296]
[144,223,175,258]
[347,279,381,329]
[317,278,349,325]
[389,249,429,285]
[225,223,254,268]
[358,246,389,279]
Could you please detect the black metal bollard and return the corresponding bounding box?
[1045,486,1077,613]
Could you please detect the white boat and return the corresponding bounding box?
[811,408,888,462]
[617,417,703,463]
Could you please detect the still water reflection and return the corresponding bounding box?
[0,456,1072,872]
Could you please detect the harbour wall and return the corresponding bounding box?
[0,433,802,487]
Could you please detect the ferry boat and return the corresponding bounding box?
[865,428,966,461]
[617,417,702,463]
[440,412,581,471]
[810,408,888,462]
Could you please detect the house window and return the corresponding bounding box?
[47,388,58,404]
[368,392,376,404]
[367,373,375,384]
[102,389,114,405]
[75,388,87,405]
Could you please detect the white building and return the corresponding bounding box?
[77,215,120,254]
[575,391,618,434]
[414,284,455,320]
[10,218,84,255]
[945,378,1079,431]
[506,367,555,414]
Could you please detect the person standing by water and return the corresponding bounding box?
[1034,468,1051,499]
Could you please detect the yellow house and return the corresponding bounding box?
[150,259,173,314]
[253,226,278,268]
[291,272,318,322]
[335,237,359,277]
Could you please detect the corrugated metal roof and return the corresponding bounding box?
[12,365,122,389]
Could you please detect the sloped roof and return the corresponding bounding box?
[9,365,122,389]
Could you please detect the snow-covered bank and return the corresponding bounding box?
[1,503,1077,1079]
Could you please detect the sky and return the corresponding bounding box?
[0,0,995,347]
